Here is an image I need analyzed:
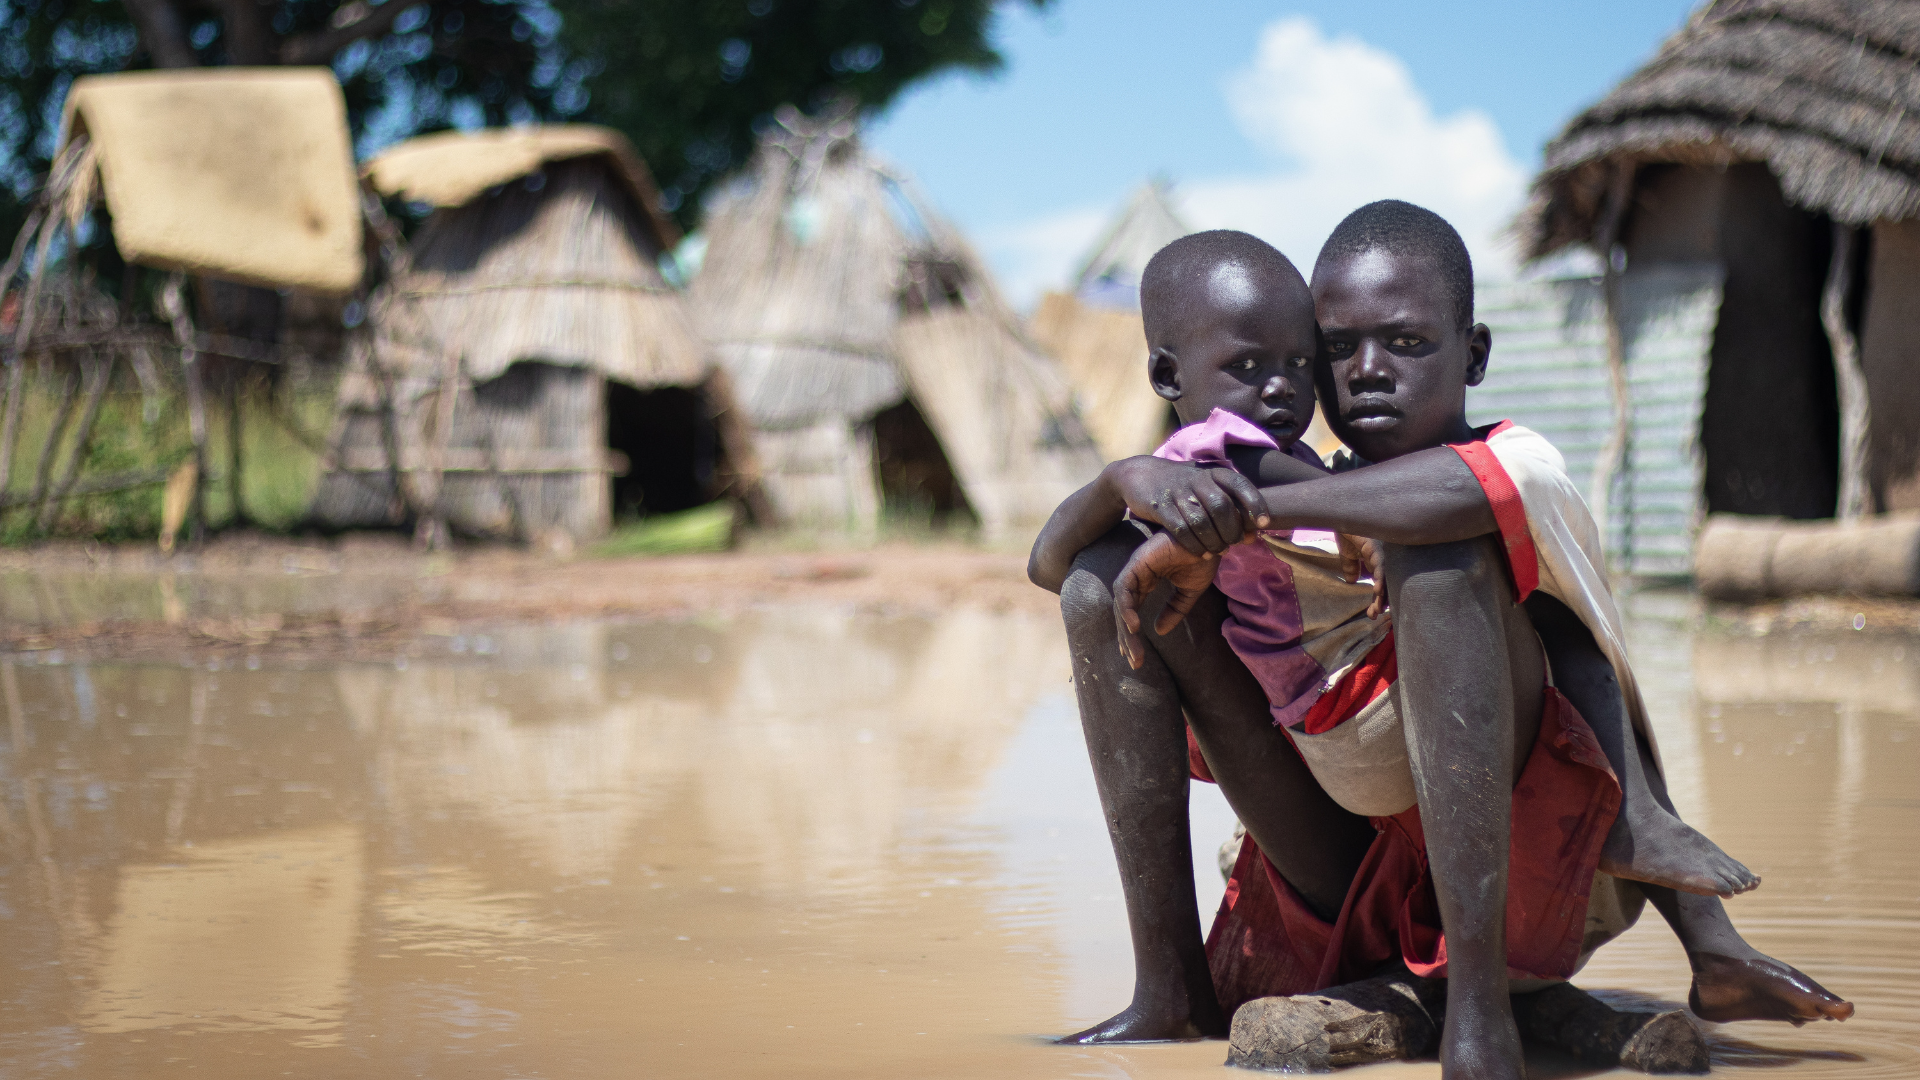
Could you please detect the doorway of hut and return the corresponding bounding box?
[605,382,725,520]
[871,399,976,530]
[1625,163,1842,519]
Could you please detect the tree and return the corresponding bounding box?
[0,0,1048,239]
[561,0,1051,228]
[0,0,582,241]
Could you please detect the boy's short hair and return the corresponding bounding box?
[1316,200,1474,329]
[1141,230,1300,342]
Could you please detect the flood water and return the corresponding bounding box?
[0,591,1915,1078]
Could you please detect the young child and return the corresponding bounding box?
[1029,216,1850,1068]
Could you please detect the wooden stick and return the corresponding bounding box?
[36,352,111,534]
[160,274,210,545]
[226,374,247,527]
[0,467,167,510]
[24,363,80,524]
[0,209,60,497]
[1822,223,1871,520]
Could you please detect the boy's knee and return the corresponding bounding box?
[1059,523,1146,639]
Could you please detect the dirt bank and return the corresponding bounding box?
[0,532,1913,666]
[0,532,1057,665]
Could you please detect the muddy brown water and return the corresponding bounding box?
[0,591,1914,1078]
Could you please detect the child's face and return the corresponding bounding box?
[1312,249,1490,462]
[1147,262,1318,445]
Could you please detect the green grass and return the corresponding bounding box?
[593,502,737,557]
[0,374,333,543]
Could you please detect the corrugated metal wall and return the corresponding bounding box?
[1469,264,1723,577]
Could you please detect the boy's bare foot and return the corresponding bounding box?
[1055,1000,1225,1044]
[1440,998,1526,1080]
[1688,950,1855,1025]
[1599,802,1760,898]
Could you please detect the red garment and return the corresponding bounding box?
[1191,687,1621,1015]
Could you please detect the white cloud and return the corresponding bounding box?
[981,16,1529,309]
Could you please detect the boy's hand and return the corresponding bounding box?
[1104,457,1269,556]
[1113,531,1221,669]
[1337,533,1388,619]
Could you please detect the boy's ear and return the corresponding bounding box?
[1464,323,1492,388]
[1148,347,1183,402]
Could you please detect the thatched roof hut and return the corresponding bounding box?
[1518,0,1920,523]
[311,126,757,545]
[1028,182,1189,462]
[689,105,1099,535]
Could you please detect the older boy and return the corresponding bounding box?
[1072,204,1849,1077]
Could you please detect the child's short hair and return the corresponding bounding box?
[1316,200,1474,329]
[1141,230,1300,341]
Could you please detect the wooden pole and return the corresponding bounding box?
[227,372,247,527]
[25,363,80,525]
[37,353,111,534]
[1822,222,1871,520]
[160,274,210,545]
[1587,162,1636,573]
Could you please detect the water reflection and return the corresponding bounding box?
[0,598,1914,1079]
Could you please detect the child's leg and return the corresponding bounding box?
[1627,735,1854,1024]
[1384,535,1544,1080]
[1058,523,1375,1044]
[1525,592,1760,898]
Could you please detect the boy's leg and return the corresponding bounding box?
[1525,593,1759,898]
[1627,736,1854,1024]
[1058,524,1375,1043]
[1385,535,1543,1080]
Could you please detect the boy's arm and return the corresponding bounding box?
[1231,445,1498,544]
[1026,453,1324,593]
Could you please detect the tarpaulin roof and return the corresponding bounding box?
[364,125,680,250]
[58,67,363,294]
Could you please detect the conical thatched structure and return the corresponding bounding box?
[690,105,1100,535]
[312,127,759,544]
[1518,0,1920,523]
[1028,182,1189,462]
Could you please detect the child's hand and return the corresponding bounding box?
[1112,531,1220,669]
[1103,457,1269,556]
[1337,533,1388,619]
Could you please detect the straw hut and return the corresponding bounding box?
[310,126,758,544]
[1516,0,1920,529]
[689,105,1100,535]
[0,68,364,542]
[1027,182,1189,462]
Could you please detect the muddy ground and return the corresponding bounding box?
[0,531,1913,666]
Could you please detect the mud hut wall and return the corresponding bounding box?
[753,418,881,531]
[1028,292,1166,461]
[1623,163,1839,519]
[1861,219,1920,512]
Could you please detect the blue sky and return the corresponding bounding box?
[867,0,1699,305]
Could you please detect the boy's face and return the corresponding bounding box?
[1147,262,1318,444]
[1311,249,1490,462]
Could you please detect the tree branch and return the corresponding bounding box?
[212,0,278,65]
[120,0,198,69]
[279,0,426,65]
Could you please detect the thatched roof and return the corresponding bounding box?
[365,125,679,251]
[1071,180,1190,306]
[56,68,363,294]
[1522,0,1920,259]
[688,104,1100,531]
[364,149,705,392]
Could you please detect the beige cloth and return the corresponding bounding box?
[60,68,363,294]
